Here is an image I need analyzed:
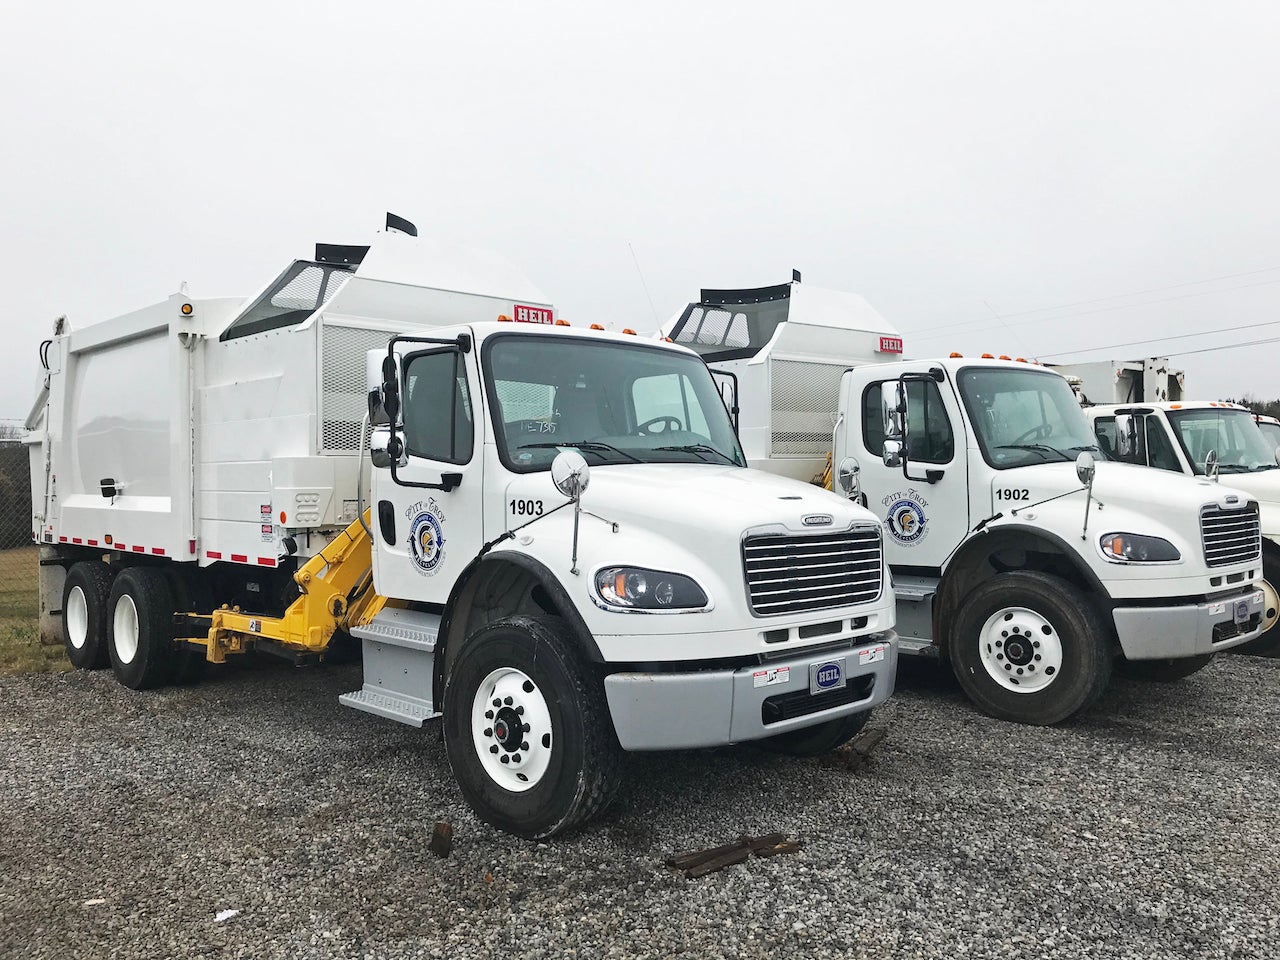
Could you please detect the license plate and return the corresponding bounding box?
[1234,598,1253,625]
[810,658,845,695]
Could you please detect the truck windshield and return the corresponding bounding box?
[484,335,746,472]
[958,367,1101,469]
[1257,419,1280,451]
[1166,409,1279,474]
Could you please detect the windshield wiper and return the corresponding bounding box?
[994,443,1072,462]
[653,443,738,464]
[517,440,644,464]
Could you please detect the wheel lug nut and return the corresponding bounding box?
[521,741,530,751]
[489,745,499,754]
[501,755,509,764]
[512,753,521,763]
[492,698,501,708]
[484,710,494,720]
[1033,641,1041,648]
[484,728,493,737]
[504,696,513,705]
[523,723,531,733]
[995,640,1002,647]
[516,705,524,715]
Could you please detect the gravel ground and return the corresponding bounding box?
[2,653,1278,960]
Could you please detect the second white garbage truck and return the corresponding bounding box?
[26,224,899,838]
[666,277,1266,724]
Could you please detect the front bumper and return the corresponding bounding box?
[1113,586,1265,660]
[603,632,898,751]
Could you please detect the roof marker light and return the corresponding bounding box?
[590,323,604,330]
[1016,357,1027,363]
[999,355,1012,361]
[555,319,570,327]
[981,353,994,359]
[622,328,637,335]
[950,352,963,358]
[497,315,513,322]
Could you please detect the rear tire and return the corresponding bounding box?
[1120,654,1214,682]
[62,561,115,670]
[759,709,870,757]
[442,616,623,839]
[107,568,177,690]
[164,569,210,685]
[1236,556,1280,656]
[950,572,1112,725]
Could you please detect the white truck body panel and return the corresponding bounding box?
[1049,357,1185,404]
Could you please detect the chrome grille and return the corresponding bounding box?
[743,527,882,616]
[1200,503,1261,568]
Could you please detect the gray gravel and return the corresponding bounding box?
[2,653,1278,960]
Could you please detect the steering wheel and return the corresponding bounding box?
[1011,423,1053,445]
[637,416,682,435]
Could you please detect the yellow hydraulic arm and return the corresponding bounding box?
[193,512,388,663]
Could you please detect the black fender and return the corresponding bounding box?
[936,524,1112,645]
[435,550,604,696]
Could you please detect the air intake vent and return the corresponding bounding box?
[1200,503,1261,568]
[743,527,882,616]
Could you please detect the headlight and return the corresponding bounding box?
[1100,533,1181,562]
[594,566,708,610]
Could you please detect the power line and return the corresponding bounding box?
[1166,334,1280,358]
[1040,316,1280,359]
[907,269,1280,338]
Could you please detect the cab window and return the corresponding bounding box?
[632,373,711,438]
[402,350,474,464]
[862,379,955,463]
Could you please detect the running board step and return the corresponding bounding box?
[341,608,442,727]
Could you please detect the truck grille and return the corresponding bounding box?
[743,527,882,616]
[1200,503,1261,568]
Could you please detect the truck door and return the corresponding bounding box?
[845,370,971,569]
[373,341,487,605]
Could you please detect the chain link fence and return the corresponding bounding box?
[0,441,51,672]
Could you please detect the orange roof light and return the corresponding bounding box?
[555,319,570,327]
[622,328,637,335]
[950,352,963,358]
[590,323,604,330]
[998,355,1012,361]
[1170,404,1182,409]
[497,314,513,322]
[981,353,995,359]
[1016,357,1027,363]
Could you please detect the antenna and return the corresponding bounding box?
[627,241,659,326]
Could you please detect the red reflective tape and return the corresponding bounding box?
[72,538,82,544]
[206,551,222,560]
[132,545,145,553]
[115,544,126,551]
[87,539,98,546]
[257,557,276,567]
[151,547,164,556]
[59,536,68,542]
[231,553,248,563]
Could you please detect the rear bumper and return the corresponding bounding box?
[603,632,898,751]
[1113,587,1265,660]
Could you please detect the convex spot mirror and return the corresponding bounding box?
[882,438,904,468]
[1205,449,1220,481]
[1075,451,1096,487]
[1113,413,1137,457]
[552,450,590,499]
[837,456,861,499]
[369,426,406,469]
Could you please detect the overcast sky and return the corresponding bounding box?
[4,1,1280,423]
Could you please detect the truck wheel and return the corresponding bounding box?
[760,709,870,757]
[62,561,115,670]
[1120,654,1214,682]
[164,569,210,685]
[950,572,1112,726]
[1236,557,1280,656]
[442,616,623,839]
[106,568,176,690]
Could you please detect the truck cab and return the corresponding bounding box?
[1083,400,1280,654]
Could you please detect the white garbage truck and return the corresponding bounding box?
[665,278,1266,724]
[25,225,899,838]
[1046,357,1186,405]
[1082,400,1280,655]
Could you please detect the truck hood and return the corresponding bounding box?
[577,463,871,535]
[1189,469,1280,537]
[989,460,1251,517]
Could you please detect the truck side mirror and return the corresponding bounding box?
[366,350,391,426]
[1205,449,1220,481]
[380,354,401,423]
[882,438,903,468]
[551,450,591,500]
[1114,413,1136,457]
[881,381,906,440]
[1075,450,1096,487]
[369,426,406,469]
[837,456,861,499]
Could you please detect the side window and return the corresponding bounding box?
[632,373,710,436]
[403,351,474,464]
[1143,418,1181,472]
[1093,418,1119,460]
[861,379,954,463]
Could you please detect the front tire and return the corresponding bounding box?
[62,561,115,670]
[106,568,177,690]
[759,709,870,757]
[1236,556,1280,656]
[442,616,623,839]
[950,572,1112,725]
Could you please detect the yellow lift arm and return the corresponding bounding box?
[194,512,387,663]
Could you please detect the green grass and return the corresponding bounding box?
[0,547,69,676]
